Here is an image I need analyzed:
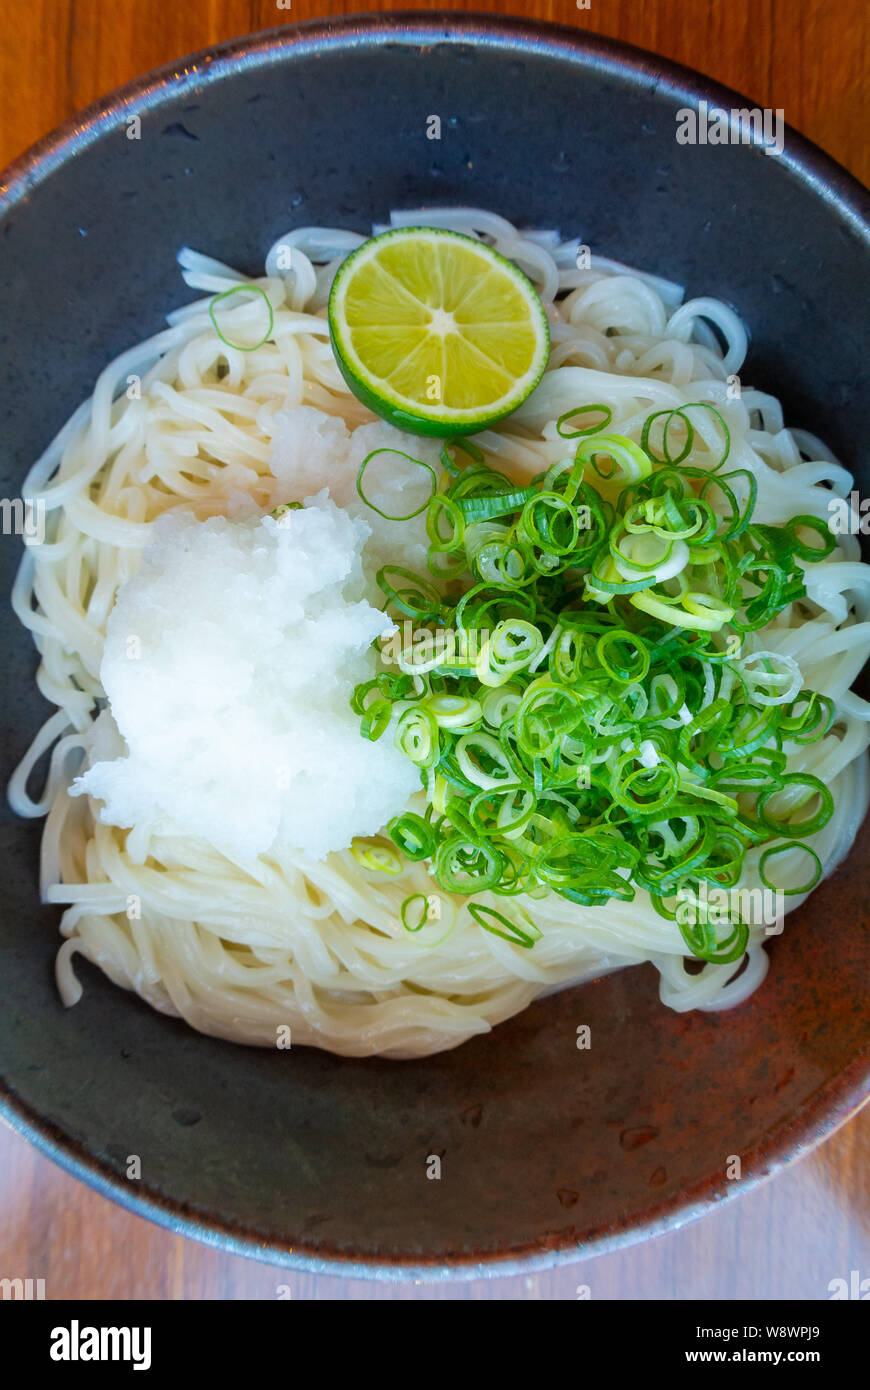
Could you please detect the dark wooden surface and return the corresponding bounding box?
[0,0,867,1299]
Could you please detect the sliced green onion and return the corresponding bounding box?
[631,589,733,631]
[556,403,613,438]
[357,449,437,521]
[400,894,429,931]
[641,403,730,471]
[350,838,403,874]
[457,486,538,523]
[468,902,541,948]
[388,812,438,861]
[396,705,440,767]
[756,774,834,838]
[346,405,842,941]
[758,842,823,894]
[574,432,652,485]
[440,438,484,478]
[209,283,274,351]
[677,911,749,964]
[435,836,504,892]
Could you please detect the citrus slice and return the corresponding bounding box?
[328,227,550,437]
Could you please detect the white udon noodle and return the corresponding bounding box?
[9,206,870,1058]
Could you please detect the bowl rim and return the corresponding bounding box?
[1,10,868,1282]
[3,10,869,223]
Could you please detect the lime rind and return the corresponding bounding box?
[328,226,550,438]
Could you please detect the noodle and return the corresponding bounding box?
[10,208,870,1057]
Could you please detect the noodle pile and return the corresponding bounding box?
[10,207,870,1057]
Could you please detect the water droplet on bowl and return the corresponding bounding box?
[620,1124,659,1151]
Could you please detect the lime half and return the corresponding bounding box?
[328,227,550,437]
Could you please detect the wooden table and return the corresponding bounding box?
[0,0,867,1300]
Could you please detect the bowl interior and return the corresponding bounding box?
[1,15,868,1274]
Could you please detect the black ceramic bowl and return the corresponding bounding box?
[1,14,869,1279]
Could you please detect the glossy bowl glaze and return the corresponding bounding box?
[1,13,868,1278]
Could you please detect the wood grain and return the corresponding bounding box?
[0,0,867,1300]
